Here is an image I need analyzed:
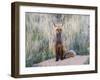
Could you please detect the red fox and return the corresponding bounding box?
[53,23,76,61]
[53,23,64,61]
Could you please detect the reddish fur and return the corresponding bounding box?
[54,26,75,61]
[55,43,64,61]
[55,27,64,61]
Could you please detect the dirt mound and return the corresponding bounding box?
[33,55,89,67]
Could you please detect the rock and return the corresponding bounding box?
[64,50,76,59]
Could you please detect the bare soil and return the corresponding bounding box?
[33,55,89,67]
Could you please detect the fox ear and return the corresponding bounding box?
[53,23,57,27]
[61,23,63,27]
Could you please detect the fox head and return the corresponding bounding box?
[53,23,63,34]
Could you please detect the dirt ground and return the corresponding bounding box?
[33,55,89,67]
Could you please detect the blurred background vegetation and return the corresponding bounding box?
[25,13,90,67]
